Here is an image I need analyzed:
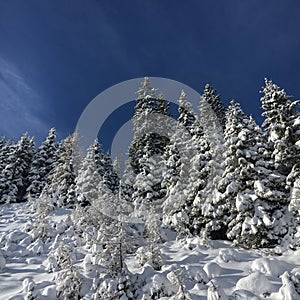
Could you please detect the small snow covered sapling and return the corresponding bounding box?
[46,242,75,272]
[147,274,177,299]
[279,271,300,300]
[30,194,55,242]
[167,269,192,300]
[207,280,228,300]
[56,266,83,300]
[136,205,163,270]
[95,274,139,300]
[90,217,140,298]
[136,245,162,271]
[23,278,41,300]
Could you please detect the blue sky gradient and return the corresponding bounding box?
[0,0,300,147]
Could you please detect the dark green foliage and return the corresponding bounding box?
[0,132,35,203]
[26,128,59,199]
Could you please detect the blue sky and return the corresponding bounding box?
[0,0,300,150]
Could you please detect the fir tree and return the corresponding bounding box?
[162,90,206,235]
[128,78,172,217]
[178,90,202,137]
[175,90,210,234]
[56,266,82,300]
[0,139,11,175]
[188,139,211,234]
[162,125,196,235]
[75,140,101,207]
[102,153,120,194]
[92,139,119,193]
[256,79,299,247]
[196,88,226,239]
[137,204,163,270]
[26,128,59,200]
[219,101,267,247]
[0,136,4,149]
[133,146,167,219]
[202,84,227,129]
[42,133,78,207]
[286,163,300,248]
[0,133,35,203]
[0,136,5,172]
[129,77,170,175]
[90,193,138,300]
[120,161,136,203]
[260,78,300,176]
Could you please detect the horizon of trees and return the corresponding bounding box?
[0,77,299,250]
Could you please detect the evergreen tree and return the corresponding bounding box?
[75,140,101,207]
[256,79,299,247]
[120,161,136,203]
[128,78,172,214]
[202,84,227,129]
[102,153,120,194]
[219,102,266,247]
[129,77,170,175]
[90,193,138,299]
[177,90,203,137]
[0,139,11,175]
[252,139,294,248]
[0,136,5,171]
[195,88,225,239]
[0,136,4,149]
[260,78,300,176]
[162,134,184,232]
[92,139,119,193]
[287,163,300,223]
[132,145,167,219]
[0,133,35,203]
[161,90,206,235]
[26,128,59,200]
[187,138,211,234]
[167,90,211,235]
[137,204,163,270]
[42,133,78,207]
[56,266,82,300]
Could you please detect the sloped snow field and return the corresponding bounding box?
[0,203,300,299]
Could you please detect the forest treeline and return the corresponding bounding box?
[0,78,299,250]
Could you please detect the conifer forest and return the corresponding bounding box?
[0,78,300,299]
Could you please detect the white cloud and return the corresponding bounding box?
[0,57,49,143]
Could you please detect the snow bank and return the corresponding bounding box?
[235,271,274,296]
[41,284,56,298]
[6,231,29,243]
[184,265,208,284]
[250,257,292,277]
[203,262,223,279]
[216,248,242,263]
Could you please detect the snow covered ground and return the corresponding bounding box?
[0,203,300,299]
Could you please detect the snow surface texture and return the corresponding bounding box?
[0,203,300,299]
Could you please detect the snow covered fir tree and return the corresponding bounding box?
[0,77,300,299]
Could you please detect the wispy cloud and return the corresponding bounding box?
[0,57,49,144]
